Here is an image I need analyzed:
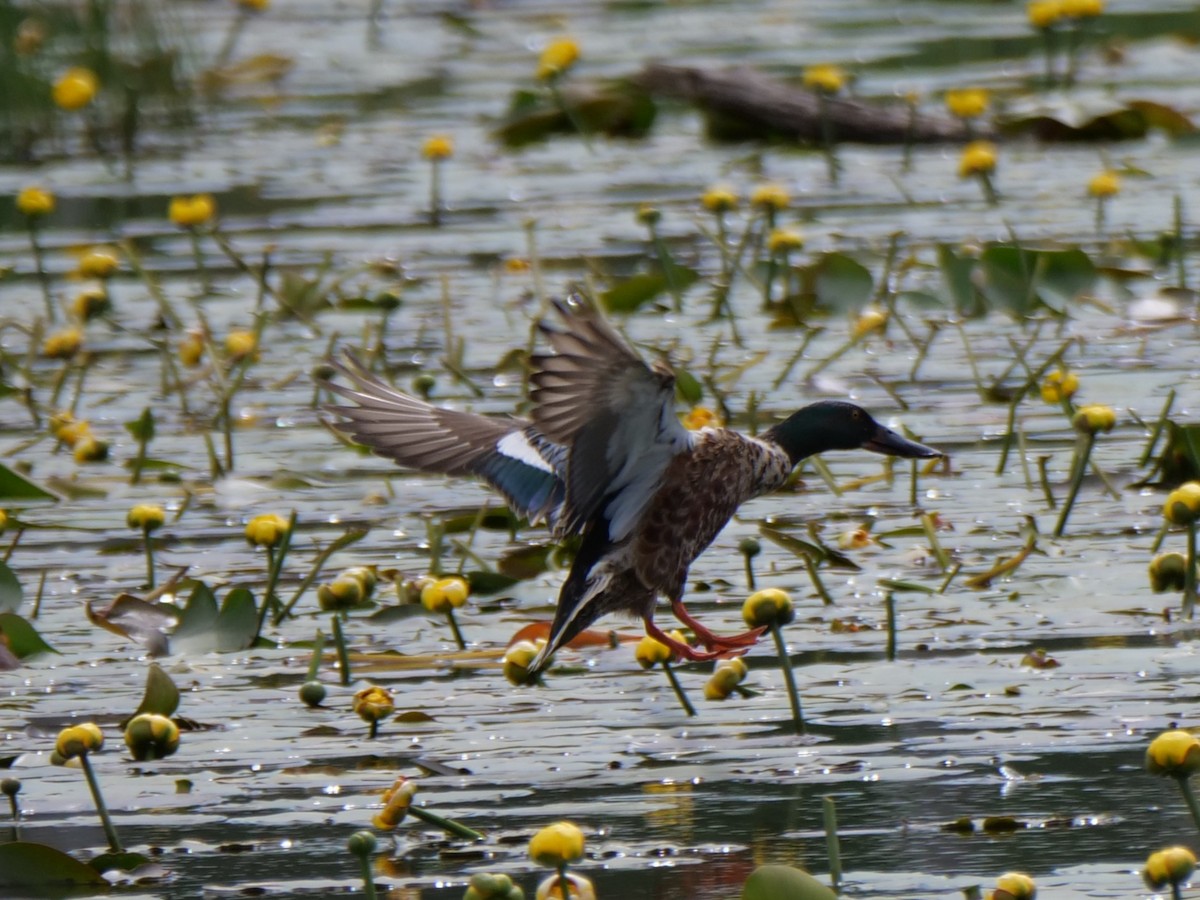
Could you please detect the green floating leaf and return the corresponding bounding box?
[0,560,22,613]
[497,544,554,580]
[1035,248,1096,313]
[465,571,520,596]
[89,849,154,874]
[215,587,259,652]
[131,661,180,719]
[0,462,58,502]
[0,612,57,659]
[601,266,700,314]
[810,251,874,312]
[124,407,156,443]
[494,81,656,147]
[937,243,982,317]
[741,864,837,900]
[0,841,107,890]
[979,245,1037,316]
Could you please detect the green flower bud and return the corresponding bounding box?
[299,680,326,707]
[1149,552,1189,593]
[347,829,377,857]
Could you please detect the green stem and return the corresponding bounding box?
[333,614,351,685]
[817,92,839,186]
[770,622,804,733]
[557,863,571,900]
[803,554,834,606]
[920,513,949,572]
[1184,519,1197,620]
[188,227,210,294]
[822,795,842,893]
[743,552,756,591]
[548,80,593,152]
[884,592,897,662]
[1140,389,1175,467]
[429,158,443,227]
[357,849,378,900]
[27,222,55,323]
[79,753,122,853]
[1176,774,1200,835]
[142,526,155,590]
[1053,433,1095,537]
[446,609,467,651]
[306,630,326,681]
[408,804,484,841]
[660,661,696,717]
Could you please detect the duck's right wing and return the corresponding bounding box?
[322,354,565,526]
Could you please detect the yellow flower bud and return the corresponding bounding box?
[945,88,989,119]
[635,204,661,227]
[1027,0,1064,28]
[704,658,748,700]
[420,576,470,613]
[78,247,119,279]
[52,67,98,111]
[1039,369,1079,404]
[55,722,104,759]
[245,513,290,548]
[743,588,795,628]
[1061,0,1102,17]
[681,406,720,430]
[179,331,206,368]
[1164,482,1200,526]
[767,228,804,255]
[237,0,270,10]
[634,632,677,668]
[529,820,585,868]
[55,418,92,448]
[958,141,997,178]
[168,194,216,228]
[535,872,595,900]
[0,510,7,532]
[373,776,417,830]
[536,37,580,81]
[422,134,453,161]
[73,436,109,463]
[851,308,888,340]
[1072,404,1115,435]
[224,329,258,361]
[504,639,546,685]
[71,287,110,322]
[701,186,737,214]
[750,184,789,212]
[352,685,394,724]
[1146,728,1200,777]
[992,871,1036,900]
[802,63,845,94]
[42,327,83,360]
[127,504,166,532]
[1149,552,1189,593]
[1087,170,1120,198]
[1144,845,1196,890]
[16,186,55,217]
[124,713,180,761]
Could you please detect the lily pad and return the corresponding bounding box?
[0,841,106,891]
[741,865,837,900]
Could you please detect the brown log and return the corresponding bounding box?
[636,63,986,145]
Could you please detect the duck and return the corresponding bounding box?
[323,295,941,675]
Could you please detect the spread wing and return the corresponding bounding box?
[529,297,691,540]
[321,354,566,525]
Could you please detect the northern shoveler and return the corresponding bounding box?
[323,296,940,674]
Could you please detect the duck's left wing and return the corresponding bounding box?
[530,297,691,540]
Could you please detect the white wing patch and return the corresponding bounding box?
[497,431,556,474]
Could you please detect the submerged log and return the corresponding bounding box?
[636,62,986,145]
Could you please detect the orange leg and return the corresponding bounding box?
[643,616,747,663]
[669,599,766,650]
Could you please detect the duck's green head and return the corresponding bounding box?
[763,400,941,466]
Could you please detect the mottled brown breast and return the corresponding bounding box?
[631,429,791,599]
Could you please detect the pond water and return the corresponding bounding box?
[3,0,1200,897]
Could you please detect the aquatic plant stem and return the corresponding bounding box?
[769,622,804,733]
[1184,519,1197,619]
[445,609,467,651]
[1053,433,1095,537]
[803,554,834,606]
[26,222,55,323]
[141,524,156,590]
[660,660,696,717]
[409,805,484,841]
[558,863,571,900]
[1176,774,1200,835]
[884,592,897,662]
[333,614,351,685]
[428,157,444,227]
[79,753,122,852]
[356,847,378,900]
[822,795,842,892]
